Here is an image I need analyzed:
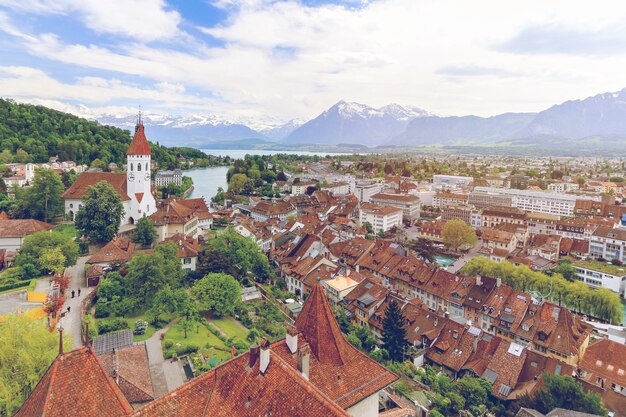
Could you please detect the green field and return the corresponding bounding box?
[163,321,232,363]
[209,317,249,342]
[96,312,159,342]
[53,224,77,240]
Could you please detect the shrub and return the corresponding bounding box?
[146,311,169,328]
[164,340,174,349]
[134,320,148,335]
[98,318,129,335]
[175,344,199,356]
[78,242,89,255]
[94,302,110,318]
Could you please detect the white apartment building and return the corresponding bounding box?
[432,192,469,208]
[432,174,473,188]
[155,169,183,187]
[573,260,626,299]
[547,182,579,193]
[291,180,317,196]
[472,186,602,217]
[370,193,421,220]
[589,227,626,263]
[359,204,403,233]
[355,181,384,202]
[321,181,350,195]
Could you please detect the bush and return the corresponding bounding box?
[146,311,169,329]
[79,242,89,255]
[94,303,110,318]
[134,320,149,335]
[175,343,199,356]
[0,279,34,293]
[164,340,174,349]
[98,318,130,335]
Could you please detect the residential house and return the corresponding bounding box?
[0,218,53,251]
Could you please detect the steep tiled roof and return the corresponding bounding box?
[98,344,154,404]
[0,219,53,237]
[132,350,350,417]
[580,339,626,388]
[127,123,151,156]
[14,347,133,417]
[533,302,592,357]
[88,236,135,264]
[282,285,398,408]
[62,172,130,201]
[149,199,196,226]
[163,233,201,258]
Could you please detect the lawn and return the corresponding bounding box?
[209,317,249,342]
[162,320,232,363]
[53,224,77,240]
[96,311,159,342]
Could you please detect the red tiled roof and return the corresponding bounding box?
[87,236,135,264]
[580,338,626,389]
[127,123,151,156]
[62,172,130,201]
[14,347,133,417]
[0,219,53,238]
[131,350,350,417]
[98,345,154,404]
[135,192,144,203]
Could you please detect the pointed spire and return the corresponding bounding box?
[294,284,349,365]
[127,109,151,156]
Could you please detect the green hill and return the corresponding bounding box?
[0,98,180,168]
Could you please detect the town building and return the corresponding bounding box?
[249,200,297,221]
[359,203,403,233]
[573,259,626,299]
[432,192,469,208]
[322,181,350,195]
[149,199,199,241]
[370,193,420,220]
[481,206,527,228]
[432,174,473,188]
[354,180,384,202]
[441,204,475,224]
[63,117,157,226]
[154,169,182,187]
[291,180,317,195]
[472,187,602,217]
[468,191,513,210]
[589,226,626,263]
[0,217,53,250]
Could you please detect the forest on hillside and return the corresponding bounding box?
[0,98,180,168]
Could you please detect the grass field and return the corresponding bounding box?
[209,317,249,342]
[53,224,77,240]
[96,311,159,342]
[163,321,232,363]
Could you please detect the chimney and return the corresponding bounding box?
[58,327,64,355]
[249,345,259,368]
[452,330,459,340]
[496,277,502,288]
[259,338,271,374]
[444,311,450,319]
[355,264,360,273]
[286,325,298,354]
[473,335,479,353]
[298,343,311,380]
[433,317,439,327]
[476,275,482,286]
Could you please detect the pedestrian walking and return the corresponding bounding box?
[78,288,81,296]
[71,290,75,298]
[67,306,71,313]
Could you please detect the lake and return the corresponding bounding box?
[186,166,230,201]
[200,149,355,159]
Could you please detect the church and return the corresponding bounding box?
[62,116,157,226]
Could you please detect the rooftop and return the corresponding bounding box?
[573,259,626,276]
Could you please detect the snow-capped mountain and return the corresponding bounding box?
[284,101,432,146]
[258,119,305,140]
[95,113,264,146]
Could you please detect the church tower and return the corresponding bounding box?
[126,112,157,223]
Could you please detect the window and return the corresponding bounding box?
[146,163,149,171]
[183,258,192,264]
[138,163,141,171]
[130,163,133,171]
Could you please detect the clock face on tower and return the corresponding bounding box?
[128,172,135,182]
[144,173,150,181]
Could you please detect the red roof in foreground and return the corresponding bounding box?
[14,347,133,417]
[132,350,350,417]
[127,123,152,156]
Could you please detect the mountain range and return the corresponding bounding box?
[95,88,626,148]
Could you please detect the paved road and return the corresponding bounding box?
[145,323,185,396]
[60,255,90,348]
[447,241,482,273]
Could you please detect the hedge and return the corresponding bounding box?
[0,279,37,294]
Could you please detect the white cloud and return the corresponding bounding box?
[0,0,181,41]
[3,0,626,121]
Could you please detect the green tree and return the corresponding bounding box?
[0,149,12,164]
[442,219,477,251]
[39,247,66,275]
[178,297,201,339]
[125,243,184,303]
[519,373,606,416]
[228,173,248,194]
[192,272,241,318]
[75,181,125,243]
[382,299,409,362]
[0,315,69,416]
[133,215,156,246]
[18,231,79,271]
[14,169,64,222]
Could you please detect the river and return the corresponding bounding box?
[185,149,353,202]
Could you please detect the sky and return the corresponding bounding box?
[2,0,626,126]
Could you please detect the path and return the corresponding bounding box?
[61,255,90,348]
[447,241,482,274]
[145,322,185,397]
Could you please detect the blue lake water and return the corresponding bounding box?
[200,149,354,159]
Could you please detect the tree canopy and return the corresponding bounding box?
[13,168,64,222]
[75,181,125,244]
[382,299,410,362]
[192,272,241,318]
[133,215,156,246]
[0,315,69,416]
[442,219,477,251]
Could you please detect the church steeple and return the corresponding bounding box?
[127,111,151,156]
